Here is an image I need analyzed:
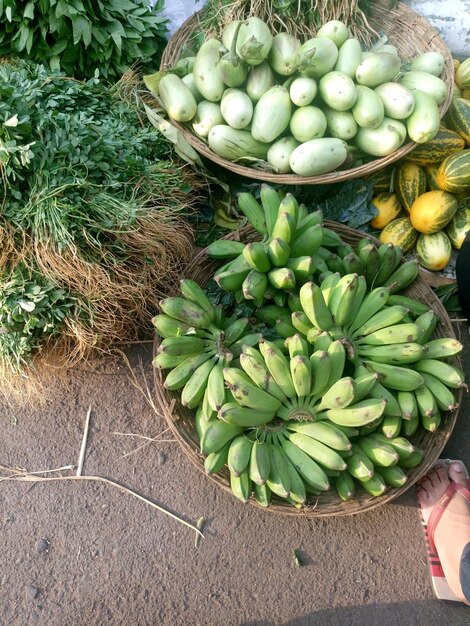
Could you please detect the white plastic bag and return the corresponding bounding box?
[153,0,208,38]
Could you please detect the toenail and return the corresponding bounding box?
[451,463,463,472]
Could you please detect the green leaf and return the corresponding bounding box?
[19,300,35,313]
[24,2,35,19]
[72,15,92,46]
[5,5,12,21]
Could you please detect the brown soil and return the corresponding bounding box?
[1,330,470,626]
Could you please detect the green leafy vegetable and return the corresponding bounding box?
[0,0,168,81]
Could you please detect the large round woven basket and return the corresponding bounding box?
[159,0,453,185]
[152,222,463,517]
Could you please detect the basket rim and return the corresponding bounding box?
[158,0,454,185]
[152,222,463,517]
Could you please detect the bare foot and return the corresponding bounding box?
[417,462,470,604]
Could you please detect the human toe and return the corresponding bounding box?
[448,461,469,485]
[418,463,451,493]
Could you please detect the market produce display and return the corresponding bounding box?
[153,187,465,508]
[152,14,451,177]
[367,61,470,272]
[0,60,202,396]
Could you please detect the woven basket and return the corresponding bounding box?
[153,222,463,517]
[159,0,454,185]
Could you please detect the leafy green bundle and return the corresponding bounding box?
[0,61,202,395]
[0,0,168,81]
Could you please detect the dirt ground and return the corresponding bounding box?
[1,326,470,626]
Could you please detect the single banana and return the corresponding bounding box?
[320,398,387,427]
[358,243,381,287]
[326,340,347,389]
[386,294,430,317]
[287,292,302,313]
[280,435,330,491]
[229,332,263,358]
[342,252,364,276]
[152,314,192,338]
[421,372,458,412]
[206,239,246,259]
[230,468,252,503]
[362,360,424,391]
[223,318,251,345]
[422,338,463,359]
[153,351,197,369]
[242,242,272,273]
[181,357,217,408]
[382,259,420,294]
[373,243,402,286]
[286,256,315,281]
[290,354,312,397]
[349,275,368,324]
[195,404,216,442]
[236,192,268,236]
[414,310,439,344]
[290,223,323,257]
[260,184,281,236]
[271,211,295,245]
[218,402,275,427]
[279,193,300,225]
[249,440,272,485]
[346,443,375,481]
[158,335,207,357]
[374,465,408,488]
[201,420,244,454]
[337,243,355,258]
[319,272,341,306]
[414,359,466,389]
[333,274,362,327]
[316,376,355,411]
[369,433,415,461]
[257,304,292,327]
[312,331,333,352]
[357,342,425,364]
[310,350,331,396]
[299,281,334,331]
[292,311,313,336]
[414,384,439,417]
[335,471,356,501]
[240,349,287,402]
[352,305,410,339]
[397,390,418,420]
[381,414,402,439]
[164,351,214,391]
[347,286,390,335]
[201,384,217,421]
[295,210,323,237]
[214,258,252,292]
[266,441,291,498]
[274,318,298,340]
[355,364,402,417]
[321,226,344,248]
[223,367,282,412]
[228,434,254,477]
[267,237,291,267]
[356,323,421,346]
[259,339,297,398]
[253,481,272,508]
[285,420,352,452]
[242,269,268,301]
[273,290,287,307]
[204,441,231,475]
[421,410,442,433]
[268,267,296,291]
[358,416,384,436]
[285,333,310,359]
[357,436,399,467]
[352,371,380,403]
[400,412,420,437]
[206,360,227,412]
[361,473,387,497]
[282,451,308,504]
[179,279,216,322]
[398,448,424,468]
[159,297,213,329]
